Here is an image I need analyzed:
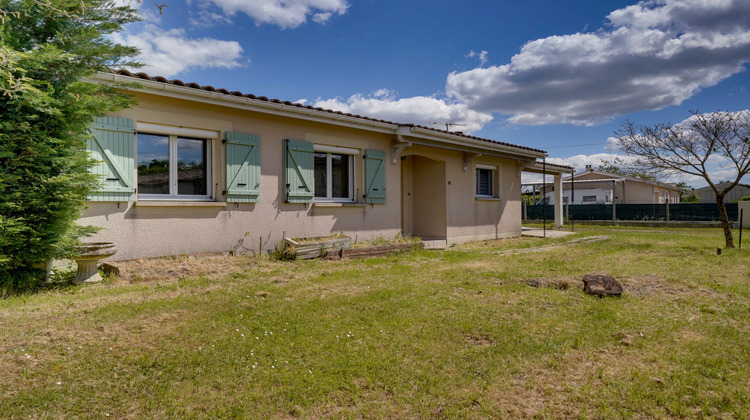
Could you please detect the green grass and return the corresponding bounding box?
[1,226,749,418]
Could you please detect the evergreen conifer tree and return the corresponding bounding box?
[0,0,140,292]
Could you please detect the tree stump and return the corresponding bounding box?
[582,274,623,297]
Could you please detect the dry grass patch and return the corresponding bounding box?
[108,254,255,283]
[482,347,657,418]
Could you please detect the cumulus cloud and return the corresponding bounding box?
[206,0,349,29]
[546,153,637,172]
[605,137,622,153]
[112,24,245,78]
[312,90,493,133]
[535,153,740,188]
[447,0,750,126]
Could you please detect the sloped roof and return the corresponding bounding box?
[541,162,575,171]
[693,181,750,193]
[107,69,546,156]
[567,169,680,190]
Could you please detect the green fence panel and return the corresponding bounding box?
[525,203,739,222]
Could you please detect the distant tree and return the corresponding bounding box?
[616,110,750,248]
[522,193,541,205]
[675,182,700,203]
[597,158,659,182]
[0,0,140,291]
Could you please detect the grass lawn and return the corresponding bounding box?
[1,226,749,418]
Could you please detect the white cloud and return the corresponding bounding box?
[524,152,698,184]
[466,50,489,66]
[605,137,621,153]
[111,0,141,9]
[532,150,741,188]
[205,0,349,29]
[546,153,638,173]
[312,12,332,24]
[111,0,168,23]
[312,90,493,133]
[447,0,750,126]
[112,24,245,78]
[189,7,234,29]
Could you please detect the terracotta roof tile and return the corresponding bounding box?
[111,69,546,155]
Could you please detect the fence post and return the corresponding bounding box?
[740,208,743,250]
[543,159,547,238]
[611,180,616,222]
[571,169,575,232]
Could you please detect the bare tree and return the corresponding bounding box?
[616,110,750,248]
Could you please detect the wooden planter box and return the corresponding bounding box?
[326,242,423,260]
[283,236,352,260]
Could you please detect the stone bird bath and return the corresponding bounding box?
[73,242,117,284]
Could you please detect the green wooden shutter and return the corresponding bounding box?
[364,149,386,204]
[87,116,135,202]
[225,131,261,203]
[284,139,314,203]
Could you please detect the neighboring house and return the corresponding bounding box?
[693,182,750,203]
[80,70,567,260]
[543,166,681,205]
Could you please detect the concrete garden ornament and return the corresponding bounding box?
[73,242,117,284]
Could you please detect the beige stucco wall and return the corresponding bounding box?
[79,92,525,260]
[444,154,522,244]
[398,146,523,244]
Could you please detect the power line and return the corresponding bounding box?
[542,142,610,149]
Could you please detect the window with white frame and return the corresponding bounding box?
[476,164,498,198]
[314,145,357,201]
[136,128,213,200]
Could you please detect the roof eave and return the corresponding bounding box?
[90,72,545,160]
[91,72,399,134]
[406,126,546,160]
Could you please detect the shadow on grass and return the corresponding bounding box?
[1,266,83,299]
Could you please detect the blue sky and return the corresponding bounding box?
[115,0,750,187]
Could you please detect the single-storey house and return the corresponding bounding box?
[542,166,681,205]
[80,70,570,260]
[693,181,750,203]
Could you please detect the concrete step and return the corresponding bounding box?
[421,239,448,249]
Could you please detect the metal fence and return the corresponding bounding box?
[524,203,739,222]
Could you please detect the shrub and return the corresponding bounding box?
[0,1,139,293]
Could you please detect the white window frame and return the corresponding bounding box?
[582,195,597,203]
[476,164,498,198]
[135,124,217,201]
[314,145,358,202]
